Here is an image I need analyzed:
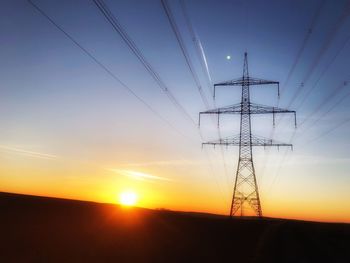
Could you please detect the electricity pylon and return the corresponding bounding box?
[199,53,296,217]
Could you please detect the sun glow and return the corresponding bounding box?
[119,190,138,206]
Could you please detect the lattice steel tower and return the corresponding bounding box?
[199,53,296,217]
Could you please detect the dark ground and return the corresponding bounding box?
[1,192,349,263]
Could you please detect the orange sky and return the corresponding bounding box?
[1,145,349,223]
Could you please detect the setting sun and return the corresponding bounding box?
[119,191,138,206]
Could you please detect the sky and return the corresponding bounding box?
[1,0,350,223]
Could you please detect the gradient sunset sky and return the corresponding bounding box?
[1,0,350,222]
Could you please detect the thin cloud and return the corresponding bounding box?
[119,159,201,167]
[109,169,173,182]
[0,145,58,160]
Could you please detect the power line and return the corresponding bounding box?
[259,1,350,185]
[262,2,350,184]
[307,116,350,144]
[259,1,325,185]
[286,0,350,108]
[93,0,196,125]
[179,0,213,96]
[93,0,230,200]
[310,82,350,126]
[299,81,348,128]
[92,0,228,200]
[160,0,212,109]
[161,0,229,192]
[295,33,350,111]
[281,0,326,95]
[293,80,349,145]
[266,146,292,198]
[270,96,350,193]
[269,80,349,193]
[27,0,229,201]
[27,0,192,142]
[202,145,231,205]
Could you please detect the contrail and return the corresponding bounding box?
[197,38,213,85]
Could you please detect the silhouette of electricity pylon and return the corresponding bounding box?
[199,53,296,217]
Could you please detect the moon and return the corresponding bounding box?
[226,55,231,60]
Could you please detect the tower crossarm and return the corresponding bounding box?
[214,77,280,98]
[198,103,241,126]
[199,103,297,127]
[202,134,293,150]
[250,103,297,127]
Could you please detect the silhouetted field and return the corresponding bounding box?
[1,192,349,262]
